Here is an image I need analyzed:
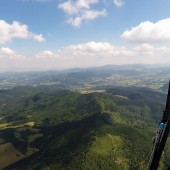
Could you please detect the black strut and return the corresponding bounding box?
[148,81,170,170]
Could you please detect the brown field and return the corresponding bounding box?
[114,95,128,100]
[0,121,35,130]
[0,142,39,170]
[0,123,10,129]
[0,125,43,170]
[80,90,105,94]
[24,121,35,127]
[0,142,26,170]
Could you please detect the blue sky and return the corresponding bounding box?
[0,0,170,71]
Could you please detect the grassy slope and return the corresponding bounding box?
[3,114,153,170]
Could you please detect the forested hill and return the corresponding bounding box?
[0,86,170,170]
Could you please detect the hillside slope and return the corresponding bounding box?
[0,86,169,170]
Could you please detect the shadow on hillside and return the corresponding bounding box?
[3,113,108,170]
[0,128,29,154]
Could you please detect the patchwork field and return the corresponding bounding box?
[0,125,43,170]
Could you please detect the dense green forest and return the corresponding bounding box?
[0,85,170,170]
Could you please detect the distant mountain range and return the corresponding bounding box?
[0,64,170,92]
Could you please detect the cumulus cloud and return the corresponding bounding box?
[0,47,15,55]
[1,42,170,72]
[58,0,99,15]
[0,20,45,44]
[58,0,107,27]
[0,47,25,59]
[64,41,125,54]
[67,9,107,27]
[29,41,170,65]
[121,18,170,43]
[35,50,56,58]
[113,0,124,8]
[58,0,80,15]
[61,41,134,60]
[133,44,155,51]
[133,44,170,55]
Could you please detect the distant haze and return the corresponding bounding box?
[1,41,170,72]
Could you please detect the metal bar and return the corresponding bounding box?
[148,81,170,170]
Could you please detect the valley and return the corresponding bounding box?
[0,64,170,92]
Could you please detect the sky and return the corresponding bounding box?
[0,0,170,72]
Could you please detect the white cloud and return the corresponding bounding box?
[58,0,80,15]
[0,47,25,59]
[0,47,15,55]
[29,41,170,66]
[133,44,170,55]
[133,43,155,51]
[67,9,107,27]
[58,0,99,15]
[122,18,170,43]
[35,50,56,58]
[58,0,108,26]
[0,20,45,44]
[113,0,124,8]
[1,42,170,72]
